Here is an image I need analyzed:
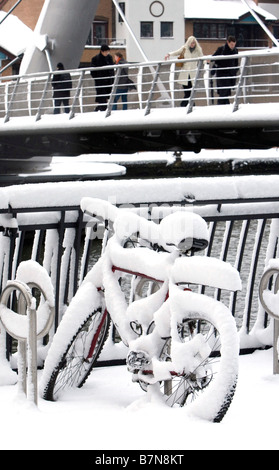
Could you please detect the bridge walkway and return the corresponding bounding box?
[1,49,279,157]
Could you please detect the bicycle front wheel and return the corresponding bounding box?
[43,307,109,401]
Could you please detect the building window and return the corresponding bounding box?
[118,2,125,22]
[141,22,154,38]
[194,23,226,39]
[161,22,173,38]
[87,21,109,46]
[194,22,268,47]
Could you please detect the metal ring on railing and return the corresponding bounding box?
[0,280,55,405]
[259,267,279,375]
[259,268,279,320]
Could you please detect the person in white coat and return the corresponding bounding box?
[165,36,204,107]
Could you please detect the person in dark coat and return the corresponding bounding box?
[52,62,72,114]
[91,44,115,111]
[212,36,238,105]
[112,52,136,111]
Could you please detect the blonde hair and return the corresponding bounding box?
[185,36,203,55]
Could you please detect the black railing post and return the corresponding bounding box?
[55,210,66,331]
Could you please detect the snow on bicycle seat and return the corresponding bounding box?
[159,211,209,254]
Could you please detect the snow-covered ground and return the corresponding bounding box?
[0,347,278,450]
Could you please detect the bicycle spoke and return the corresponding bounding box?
[157,317,223,408]
[44,309,110,401]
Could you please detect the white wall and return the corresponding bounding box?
[116,0,185,62]
[258,3,279,19]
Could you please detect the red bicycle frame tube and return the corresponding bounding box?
[86,309,108,360]
[112,265,163,284]
[87,266,191,362]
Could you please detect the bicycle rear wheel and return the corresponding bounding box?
[42,307,110,401]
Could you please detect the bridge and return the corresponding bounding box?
[1,48,279,158]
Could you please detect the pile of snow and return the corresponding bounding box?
[0,12,33,57]
[1,174,279,212]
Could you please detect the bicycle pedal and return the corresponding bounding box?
[127,350,151,372]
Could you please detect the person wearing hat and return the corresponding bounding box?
[91,44,115,111]
[52,62,72,114]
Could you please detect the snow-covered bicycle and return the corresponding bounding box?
[41,198,241,422]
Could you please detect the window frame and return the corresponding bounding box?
[118,2,125,23]
[193,22,227,40]
[160,21,174,38]
[140,21,154,38]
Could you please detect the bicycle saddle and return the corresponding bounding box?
[159,211,209,254]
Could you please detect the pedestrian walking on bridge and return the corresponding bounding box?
[211,36,238,105]
[91,44,114,112]
[52,62,72,114]
[165,36,204,107]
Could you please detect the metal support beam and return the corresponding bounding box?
[0,0,23,26]
[240,0,279,48]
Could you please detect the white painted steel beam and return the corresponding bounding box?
[20,0,101,74]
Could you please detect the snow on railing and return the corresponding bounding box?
[1,175,279,369]
[1,48,279,121]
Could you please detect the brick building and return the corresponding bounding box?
[1,0,44,29]
[0,0,278,74]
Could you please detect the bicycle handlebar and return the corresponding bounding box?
[81,197,120,224]
[81,197,162,248]
[81,197,212,255]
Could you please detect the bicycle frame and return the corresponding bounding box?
[83,200,241,385]
[41,198,242,421]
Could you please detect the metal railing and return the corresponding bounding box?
[1,177,279,366]
[1,48,279,122]
[85,38,127,47]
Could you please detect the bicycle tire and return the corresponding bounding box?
[43,307,110,401]
[140,292,239,423]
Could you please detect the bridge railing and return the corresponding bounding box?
[0,49,279,121]
[1,177,279,365]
